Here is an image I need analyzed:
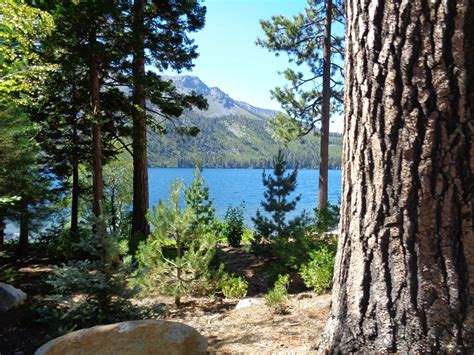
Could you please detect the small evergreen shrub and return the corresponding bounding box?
[314,203,340,233]
[220,274,248,299]
[39,232,152,333]
[265,274,290,313]
[134,180,221,306]
[299,245,336,294]
[223,204,245,247]
[252,150,307,242]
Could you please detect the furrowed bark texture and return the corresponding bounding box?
[320,0,474,352]
[89,31,105,240]
[318,0,332,211]
[130,0,149,253]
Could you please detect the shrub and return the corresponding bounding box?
[40,232,151,333]
[223,204,245,247]
[299,245,336,294]
[133,181,221,306]
[314,203,340,233]
[265,274,290,313]
[220,274,248,299]
[252,150,307,242]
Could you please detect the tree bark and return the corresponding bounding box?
[317,0,332,211]
[89,30,105,240]
[15,204,28,257]
[0,208,5,250]
[130,0,149,254]
[70,129,80,242]
[319,0,474,352]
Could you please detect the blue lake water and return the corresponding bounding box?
[148,168,342,225]
[5,168,341,236]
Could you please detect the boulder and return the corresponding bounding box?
[0,282,27,312]
[35,320,207,355]
[235,298,264,310]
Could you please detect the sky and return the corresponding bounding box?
[165,0,344,133]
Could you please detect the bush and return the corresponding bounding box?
[314,203,340,233]
[220,274,248,299]
[265,274,290,313]
[299,245,336,294]
[133,180,221,306]
[39,232,151,333]
[223,204,245,247]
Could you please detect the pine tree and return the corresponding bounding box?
[252,150,304,241]
[184,167,216,229]
[135,181,218,307]
[257,0,345,210]
[120,0,208,254]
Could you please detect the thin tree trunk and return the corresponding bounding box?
[317,0,332,211]
[319,0,474,352]
[0,209,5,250]
[15,204,28,257]
[70,141,79,242]
[130,0,149,254]
[89,30,105,241]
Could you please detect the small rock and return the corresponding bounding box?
[34,320,207,355]
[235,298,264,310]
[0,282,27,312]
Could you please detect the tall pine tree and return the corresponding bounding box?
[257,0,344,210]
[120,0,208,254]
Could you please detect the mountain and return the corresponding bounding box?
[147,76,342,169]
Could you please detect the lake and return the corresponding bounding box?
[4,168,341,236]
[149,168,342,225]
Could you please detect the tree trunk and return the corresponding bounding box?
[130,0,149,254]
[15,204,29,257]
[89,31,105,240]
[317,0,332,211]
[70,142,80,242]
[0,209,5,250]
[319,1,474,352]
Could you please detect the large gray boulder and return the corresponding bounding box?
[0,282,27,312]
[35,320,207,355]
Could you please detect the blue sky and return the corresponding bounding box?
[166,0,344,133]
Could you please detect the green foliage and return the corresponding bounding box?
[257,0,345,138]
[103,155,133,237]
[0,267,21,284]
[314,203,340,233]
[300,245,336,294]
[252,150,308,241]
[41,231,151,333]
[223,204,245,247]
[184,167,216,229]
[134,181,220,306]
[0,0,56,105]
[265,274,290,313]
[220,274,248,299]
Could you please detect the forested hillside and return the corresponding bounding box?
[148,76,343,169]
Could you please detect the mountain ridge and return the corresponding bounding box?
[147,75,342,169]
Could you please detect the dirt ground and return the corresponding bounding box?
[0,247,330,354]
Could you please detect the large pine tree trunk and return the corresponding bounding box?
[317,0,332,211]
[319,0,474,352]
[130,0,149,254]
[89,31,105,240]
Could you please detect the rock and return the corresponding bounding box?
[34,320,207,355]
[235,298,264,310]
[0,282,27,312]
